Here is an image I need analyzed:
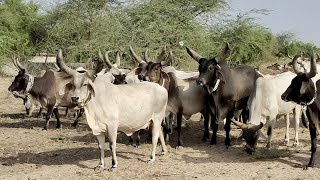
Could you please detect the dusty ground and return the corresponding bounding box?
[1,77,320,180]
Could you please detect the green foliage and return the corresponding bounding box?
[0,0,39,62]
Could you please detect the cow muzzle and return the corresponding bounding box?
[196,78,206,86]
[71,96,80,104]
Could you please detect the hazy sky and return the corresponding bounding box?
[27,0,320,46]
[230,0,320,46]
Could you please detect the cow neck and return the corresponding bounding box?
[25,74,34,93]
[214,61,232,93]
[305,81,317,106]
[157,71,170,89]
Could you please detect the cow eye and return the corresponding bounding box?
[83,84,88,86]
[208,66,213,71]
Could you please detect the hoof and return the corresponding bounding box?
[266,143,271,149]
[108,166,117,172]
[303,165,313,170]
[42,127,48,131]
[161,151,167,156]
[283,140,289,146]
[208,144,216,148]
[94,165,105,172]
[146,159,155,164]
[175,146,183,150]
[56,125,61,129]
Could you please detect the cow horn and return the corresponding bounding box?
[129,46,145,64]
[168,47,174,66]
[144,50,152,63]
[287,53,293,59]
[156,45,168,62]
[230,119,247,129]
[292,55,303,74]
[115,51,120,67]
[15,58,26,71]
[306,53,317,79]
[216,43,231,63]
[104,51,114,69]
[53,63,60,71]
[186,47,203,62]
[56,49,77,76]
[247,123,264,132]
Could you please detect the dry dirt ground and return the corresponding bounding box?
[1,77,320,180]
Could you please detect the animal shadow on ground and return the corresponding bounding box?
[0,147,146,168]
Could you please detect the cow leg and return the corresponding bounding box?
[64,108,68,117]
[304,108,317,169]
[210,111,218,146]
[52,108,61,129]
[224,116,232,148]
[148,120,165,163]
[284,114,290,145]
[108,128,118,171]
[176,112,183,147]
[293,107,301,146]
[43,105,54,130]
[202,110,210,142]
[136,130,140,147]
[159,127,167,155]
[72,108,84,127]
[266,116,276,149]
[36,108,43,118]
[94,133,105,172]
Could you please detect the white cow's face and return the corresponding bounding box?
[70,72,95,107]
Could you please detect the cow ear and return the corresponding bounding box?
[134,67,142,75]
[216,69,225,83]
[88,80,96,97]
[59,83,73,96]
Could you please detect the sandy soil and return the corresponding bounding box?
[1,77,320,180]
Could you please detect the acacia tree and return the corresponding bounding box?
[0,0,39,64]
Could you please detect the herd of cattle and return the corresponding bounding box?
[6,43,320,171]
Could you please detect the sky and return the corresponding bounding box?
[229,0,320,46]
[27,0,320,46]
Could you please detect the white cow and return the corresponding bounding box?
[247,71,302,148]
[56,49,168,171]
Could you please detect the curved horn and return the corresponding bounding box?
[230,119,247,129]
[144,50,152,63]
[15,58,26,71]
[12,57,18,69]
[53,63,60,71]
[292,55,303,74]
[156,45,168,62]
[216,43,231,63]
[104,51,114,69]
[56,49,77,76]
[287,53,293,59]
[306,53,317,78]
[129,46,145,64]
[168,47,174,66]
[115,51,120,67]
[186,47,203,62]
[247,123,264,132]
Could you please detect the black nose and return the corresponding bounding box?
[71,97,79,103]
[281,94,289,101]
